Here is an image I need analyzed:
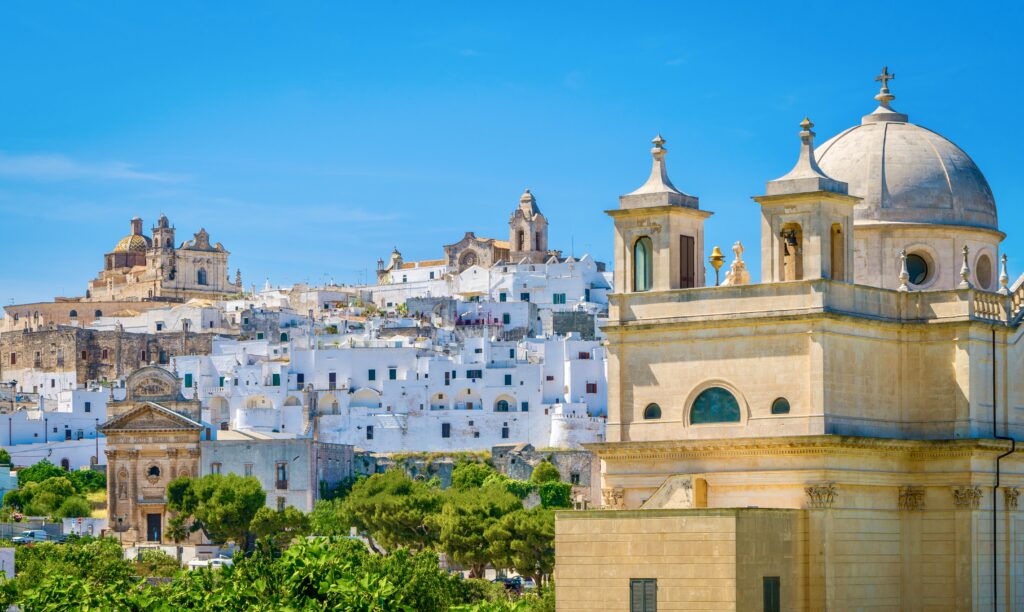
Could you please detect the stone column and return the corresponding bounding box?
[898,486,925,612]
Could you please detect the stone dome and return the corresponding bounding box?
[814,85,998,231]
[113,234,151,253]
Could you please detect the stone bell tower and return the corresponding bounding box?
[508,188,549,264]
[607,135,710,294]
[754,118,859,283]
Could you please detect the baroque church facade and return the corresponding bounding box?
[87,214,241,303]
[555,71,1024,611]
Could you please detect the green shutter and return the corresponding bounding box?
[184,373,193,388]
[272,373,281,386]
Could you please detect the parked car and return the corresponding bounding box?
[521,577,537,590]
[187,556,234,571]
[493,576,523,595]
[11,529,49,544]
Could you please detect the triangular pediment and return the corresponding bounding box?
[100,402,202,433]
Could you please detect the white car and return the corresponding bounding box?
[187,556,234,571]
[10,530,49,544]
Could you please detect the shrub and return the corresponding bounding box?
[529,461,561,484]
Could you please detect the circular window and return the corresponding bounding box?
[905,254,929,286]
[690,387,741,424]
[976,254,993,290]
[771,398,791,415]
[643,403,662,420]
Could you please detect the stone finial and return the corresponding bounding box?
[766,117,848,196]
[627,134,683,196]
[863,66,909,124]
[898,249,910,291]
[722,241,750,287]
[959,245,973,289]
[874,66,896,107]
[805,484,837,509]
[998,254,1010,295]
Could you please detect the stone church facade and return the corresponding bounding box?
[555,72,1024,611]
[100,366,204,545]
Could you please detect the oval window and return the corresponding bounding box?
[905,254,929,286]
[771,397,790,414]
[148,465,161,478]
[643,403,662,420]
[690,387,741,424]
[976,254,993,290]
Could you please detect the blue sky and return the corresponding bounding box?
[1,2,1022,305]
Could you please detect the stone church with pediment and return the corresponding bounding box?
[100,366,204,545]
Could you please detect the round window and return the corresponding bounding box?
[690,387,741,424]
[976,254,993,290]
[771,398,790,414]
[643,403,662,420]
[905,254,929,286]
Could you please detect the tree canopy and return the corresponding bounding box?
[529,461,561,484]
[339,469,443,552]
[167,473,266,545]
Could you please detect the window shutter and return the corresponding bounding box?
[680,235,695,288]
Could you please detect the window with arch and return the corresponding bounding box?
[60,458,70,471]
[771,397,791,415]
[690,387,741,424]
[517,229,525,251]
[94,310,103,317]
[280,332,288,342]
[633,236,653,292]
[643,403,662,420]
[495,399,511,412]
[197,268,208,285]
[69,310,78,318]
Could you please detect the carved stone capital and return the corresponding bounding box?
[805,484,837,509]
[898,486,925,511]
[1004,488,1020,511]
[952,486,983,510]
[601,487,625,510]
[126,449,140,459]
[166,448,179,459]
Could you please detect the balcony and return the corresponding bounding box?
[275,479,288,490]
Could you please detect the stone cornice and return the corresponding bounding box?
[604,206,713,220]
[585,435,1014,461]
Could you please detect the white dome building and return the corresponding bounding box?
[814,70,1003,291]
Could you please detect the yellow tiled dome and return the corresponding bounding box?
[113,234,151,253]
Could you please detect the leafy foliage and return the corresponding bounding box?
[67,468,106,493]
[167,473,266,545]
[538,481,572,509]
[529,461,561,484]
[250,505,310,551]
[485,508,556,587]
[436,484,522,577]
[340,469,443,551]
[451,462,497,490]
[16,459,65,487]
[0,448,10,466]
[4,476,90,518]
[483,473,535,499]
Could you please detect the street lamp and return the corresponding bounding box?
[709,246,726,286]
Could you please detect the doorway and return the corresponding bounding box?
[146,513,162,542]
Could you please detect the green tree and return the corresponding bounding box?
[310,498,348,536]
[167,474,266,546]
[54,495,92,518]
[0,448,11,466]
[67,469,106,493]
[7,476,79,517]
[451,461,497,491]
[251,505,311,551]
[436,484,522,577]
[486,507,555,587]
[529,461,561,484]
[483,473,534,499]
[16,459,65,487]
[538,481,572,509]
[340,469,443,552]
[134,549,182,577]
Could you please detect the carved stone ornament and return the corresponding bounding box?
[602,487,625,510]
[898,486,925,511]
[131,376,174,399]
[145,465,161,484]
[952,486,983,510]
[805,484,837,509]
[1004,488,1020,511]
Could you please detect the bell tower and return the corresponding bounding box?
[607,135,710,293]
[508,189,549,263]
[754,118,859,283]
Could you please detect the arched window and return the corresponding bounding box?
[517,230,525,251]
[495,400,510,412]
[643,403,662,420]
[69,310,78,318]
[94,310,103,317]
[771,397,791,415]
[690,387,741,424]
[197,268,208,285]
[280,332,288,342]
[60,458,70,471]
[633,237,653,292]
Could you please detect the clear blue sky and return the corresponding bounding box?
[1,2,1022,305]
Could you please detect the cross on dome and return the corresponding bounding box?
[875,66,895,91]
